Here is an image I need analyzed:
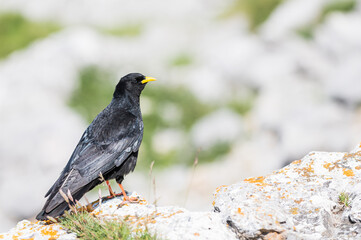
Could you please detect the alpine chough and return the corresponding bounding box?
[36,73,156,220]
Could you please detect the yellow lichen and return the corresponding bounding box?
[323,163,331,169]
[215,185,228,193]
[40,226,59,239]
[237,208,245,216]
[292,159,301,165]
[290,207,298,215]
[244,176,269,187]
[343,168,355,177]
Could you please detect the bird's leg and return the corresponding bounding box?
[118,183,139,205]
[106,180,116,198]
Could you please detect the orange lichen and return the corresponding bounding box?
[343,168,355,177]
[292,159,301,165]
[290,207,298,215]
[194,233,200,236]
[215,185,228,193]
[343,151,361,160]
[244,176,269,187]
[237,208,245,216]
[294,199,303,204]
[295,160,315,177]
[0,235,3,239]
[40,227,59,238]
[323,163,331,169]
[356,166,361,170]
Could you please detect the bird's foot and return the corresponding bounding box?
[117,196,140,208]
[106,193,124,199]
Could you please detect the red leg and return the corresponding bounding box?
[106,180,116,198]
[118,183,129,200]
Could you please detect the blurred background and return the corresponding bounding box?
[1,0,361,231]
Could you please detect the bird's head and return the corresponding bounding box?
[113,73,156,98]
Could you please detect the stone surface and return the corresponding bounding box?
[3,145,361,239]
[214,144,361,239]
[0,192,236,240]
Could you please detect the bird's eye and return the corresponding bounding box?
[135,75,145,82]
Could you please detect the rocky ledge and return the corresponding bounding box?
[2,144,361,240]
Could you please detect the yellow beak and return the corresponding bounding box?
[141,76,156,84]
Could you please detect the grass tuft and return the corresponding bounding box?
[338,192,350,207]
[59,211,157,240]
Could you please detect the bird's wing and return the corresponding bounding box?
[44,112,143,212]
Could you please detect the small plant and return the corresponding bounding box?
[56,186,158,240]
[338,192,350,207]
[59,211,157,240]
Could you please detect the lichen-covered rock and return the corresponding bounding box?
[0,220,75,240]
[214,145,361,239]
[0,193,236,240]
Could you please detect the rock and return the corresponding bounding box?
[214,144,361,239]
[4,145,361,239]
[0,220,76,240]
[0,193,236,240]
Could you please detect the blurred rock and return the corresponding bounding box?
[191,109,243,149]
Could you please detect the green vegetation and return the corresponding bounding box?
[297,0,356,39]
[338,192,350,207]
[101,24,143,37]
[321,0,356,21]
[68,66,115,123]
[221,0,284,31]
[68,66,253,168]
[59,211,157,240]
[170,54,193,67]
[0,12,60,58]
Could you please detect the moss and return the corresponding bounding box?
[59,211,157,240]
[221,0,284,31]
[0,12,60,58]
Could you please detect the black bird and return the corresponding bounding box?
[36,73,156,220]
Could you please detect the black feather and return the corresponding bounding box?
[36,73,153,220]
